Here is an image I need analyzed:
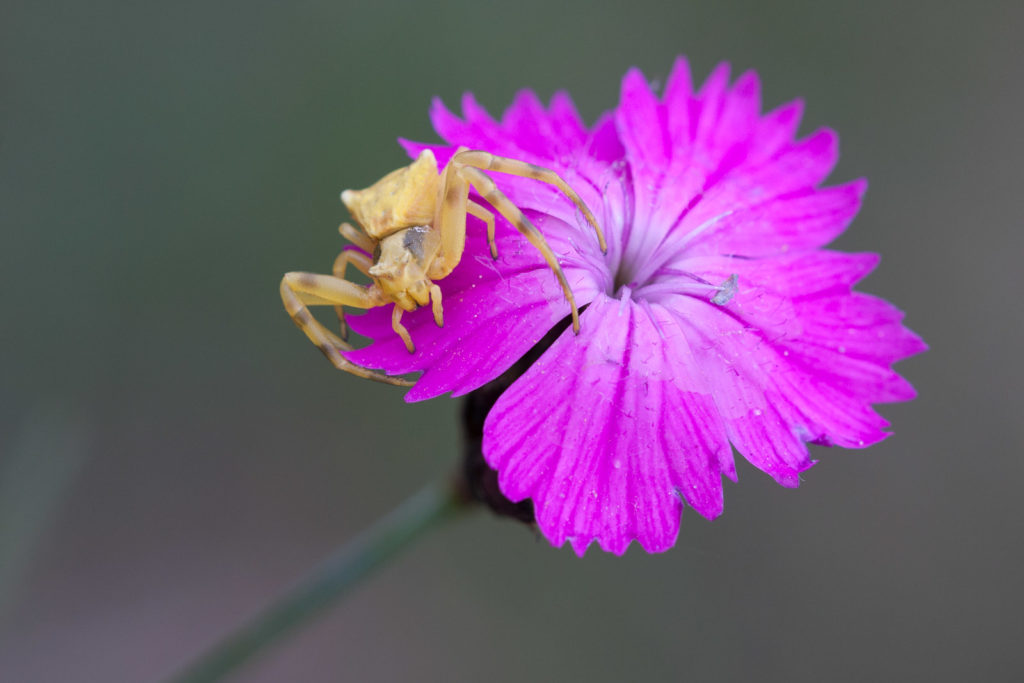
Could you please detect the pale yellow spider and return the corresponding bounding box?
[280,148,607,385]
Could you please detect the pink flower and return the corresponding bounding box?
[346,57,926,555]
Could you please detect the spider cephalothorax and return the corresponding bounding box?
[281,148,606,385]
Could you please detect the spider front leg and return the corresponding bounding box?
[389,285,442,355]
[451,165,584,334]
[391,307,414,354]
[280,272,413,386]
[338,221,375,253]
[452,150,607,253]
[332,247,374,342]
[429,284,443,327]
[467,201,498,259]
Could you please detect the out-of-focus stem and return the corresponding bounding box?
[167,480,465,683]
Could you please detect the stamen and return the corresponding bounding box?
[634,271,739,304]
[628,209,736,288]
[672,209,735,253]
[711,274,738,305]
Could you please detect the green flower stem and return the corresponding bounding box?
[167,480,467,683]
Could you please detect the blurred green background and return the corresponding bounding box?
[1,1,1020,681]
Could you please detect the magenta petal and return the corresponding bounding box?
[667,251,925,409]
[429,96,474,144]
[677,250,881,299]
[660,148,854,261]
[461,92,498,128]
[689,62,732,160]
[430,95,522,157]
[484,294,733,555]
[667,299,833,483]
[794,293,929,368]
[689,180,866,257]
[715,70,762,152]
[614,68,669,244]
[650,63,761,234]
[750,99,805,163]
[616,68,669,173]
[663,55,693,139]
[584,112,626,164]
[547,91,588,148]
[661,265,923,481]
[501,90,562,159]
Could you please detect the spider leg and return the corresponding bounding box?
[332,248,374,341]
[429,284,443,327]
[452,150,607,253]
[280,272,413,386]
[391,307,415,353]
[429,159,470,281]
[458,166,582,334]
[467,200,498,260]
[338,221,375,253]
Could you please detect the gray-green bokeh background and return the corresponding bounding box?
[2,1,1020,681]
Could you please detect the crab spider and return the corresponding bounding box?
[281,148,607,386]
